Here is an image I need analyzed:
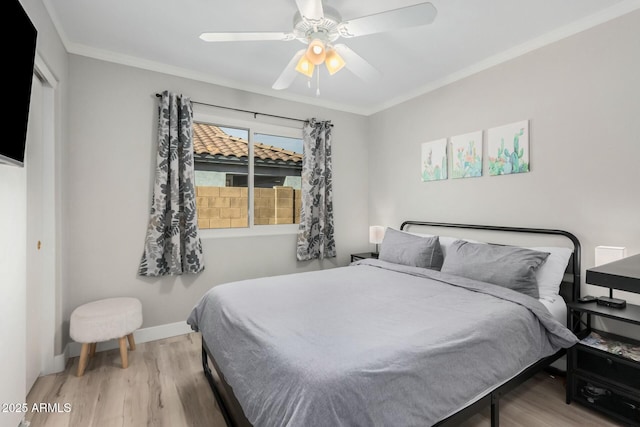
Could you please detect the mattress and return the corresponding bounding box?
[436,293,570,423]
[188,259,577,427]
[541,296,568,327]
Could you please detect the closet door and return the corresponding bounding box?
[26,73,44,391]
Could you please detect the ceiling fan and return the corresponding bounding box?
[199,0,437,92]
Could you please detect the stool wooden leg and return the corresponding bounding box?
[89,343,97,357]
[118,337,128,369]
[77,343,90,377]
[127,333,136,351]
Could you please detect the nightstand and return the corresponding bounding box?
[566,254,640,425]
[350,252,379,262]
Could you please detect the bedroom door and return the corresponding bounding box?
[25,73,45,391]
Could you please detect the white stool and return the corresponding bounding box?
[70,297,143,376]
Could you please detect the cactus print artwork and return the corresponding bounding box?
[421,139,448,182]
[488,120,530,176]
[451,131,483,179]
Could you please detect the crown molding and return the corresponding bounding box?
[42,0,72,48]
[368,0,640,115]
[43,0,640,117]
[65,41,371,116]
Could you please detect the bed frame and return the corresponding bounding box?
[200,221,582,427]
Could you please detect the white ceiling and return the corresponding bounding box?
[44,0,639,115]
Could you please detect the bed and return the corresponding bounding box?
[187,221,582,426]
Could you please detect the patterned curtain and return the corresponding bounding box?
[138,91,205,276]
[296,119,336,261]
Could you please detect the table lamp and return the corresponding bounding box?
[369,226,385,255]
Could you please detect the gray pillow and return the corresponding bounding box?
[441,240,550,298]
[379,228,444,270]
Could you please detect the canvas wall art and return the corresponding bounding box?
[451,131,483,179]
[421,139,448,181]
[487,120,530,175]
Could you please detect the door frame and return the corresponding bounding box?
[31,53,60,378]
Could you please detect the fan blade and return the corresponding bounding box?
[339,2,437,38]
[272,50,306,90]
[199,32,294,42]
[295,0,324,21]
[334,44,381,83]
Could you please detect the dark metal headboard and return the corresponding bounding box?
[400,221,582,304]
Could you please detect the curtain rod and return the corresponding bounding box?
[155,93,332,126]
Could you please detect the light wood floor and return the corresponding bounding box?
[26,333,623,426]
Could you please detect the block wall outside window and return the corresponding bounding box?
[196,186,301,229]
[196,186,248,229]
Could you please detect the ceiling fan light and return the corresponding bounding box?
[306,39,326,65]
[325,48,345,75]
[295,55,315,77]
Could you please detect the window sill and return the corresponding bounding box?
[199,224,299,239]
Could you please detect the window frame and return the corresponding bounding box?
[193,109,304,239]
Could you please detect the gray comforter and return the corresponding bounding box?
[187,259,578,426]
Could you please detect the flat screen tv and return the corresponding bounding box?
[0,0,37,167]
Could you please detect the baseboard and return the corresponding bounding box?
[65,321,193,359]
[51,348,68,373]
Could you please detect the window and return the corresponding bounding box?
[253,133,303,225]
[193,120,303,231]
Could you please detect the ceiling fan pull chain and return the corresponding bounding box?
[316,70,320,96]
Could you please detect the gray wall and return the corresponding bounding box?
[368,12,640,319]
[0,0,68,424]
[62,10,640,350]
[63,55,369,346]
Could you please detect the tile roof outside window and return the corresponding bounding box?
[193,122,302,163]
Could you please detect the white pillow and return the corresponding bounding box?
[527,246,573,302]
[404,231,572,302]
